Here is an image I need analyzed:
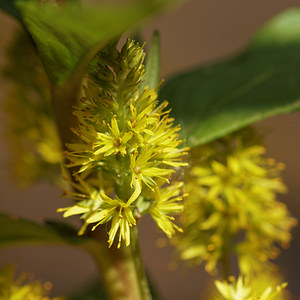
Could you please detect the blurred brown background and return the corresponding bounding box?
[1,0,300,299]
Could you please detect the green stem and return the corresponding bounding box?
[87,228,152,300]
[131,226,152,300]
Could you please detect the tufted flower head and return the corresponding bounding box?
[59,39,188,247]
[173,127,296,275]
[149,182,186,238]
[0,265,64,300]
[214,275,287,300]
[86,190,136,248]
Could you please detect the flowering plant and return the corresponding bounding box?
[1,1,300,299]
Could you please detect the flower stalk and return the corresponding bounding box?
[86,228,151,300]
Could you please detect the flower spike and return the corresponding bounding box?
[58,39,188,247]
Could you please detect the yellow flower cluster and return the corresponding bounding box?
[214,275,287,300]
[173,128,296,274]
[4,31,62,186]
[59,39,188,247]
[0,265,63,300]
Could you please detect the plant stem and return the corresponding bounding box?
[219,227,231,280]
[87,228,152,300]
[131,226,152,300]
[220,253,230,280]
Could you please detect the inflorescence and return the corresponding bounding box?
[58,39,188,248]
[0,265,62,300]
[173,128,296,275]
[214,275,287,300]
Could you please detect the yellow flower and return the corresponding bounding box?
[86,191,136,248]
[93,116,133,157]
[214,275,287,300]
[128,87,159,140]
[173,127,296,274]
[59,39,188,247]
[0,265,64,300]
[57,173,104,235]
[129,149,175,198]
[149,182,185,238]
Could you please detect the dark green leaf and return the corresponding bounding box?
[0,214,90,247]
[45,219,78,236]
[16,0,174,85]
[0,0,22,20]
[141,30,161,92]
[159,8,300,147]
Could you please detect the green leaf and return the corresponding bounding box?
[16,0,174,85]
[159,8,300,147]
[0,0,22,20]
[141,30,161,92]
[0,214,88,247]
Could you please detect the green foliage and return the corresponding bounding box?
[0,214,92,247]
[159,8,300,147]
[16,0,174,85]
[1,3,299,299]
[0,0,22,20]
[140,31,161,92]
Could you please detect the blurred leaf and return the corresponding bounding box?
[159,8,300,147]
[0,213,92,248]
[0,1,22,20]
[16,0,174,85]
[45,219,78,236]
[141,30,161,92]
